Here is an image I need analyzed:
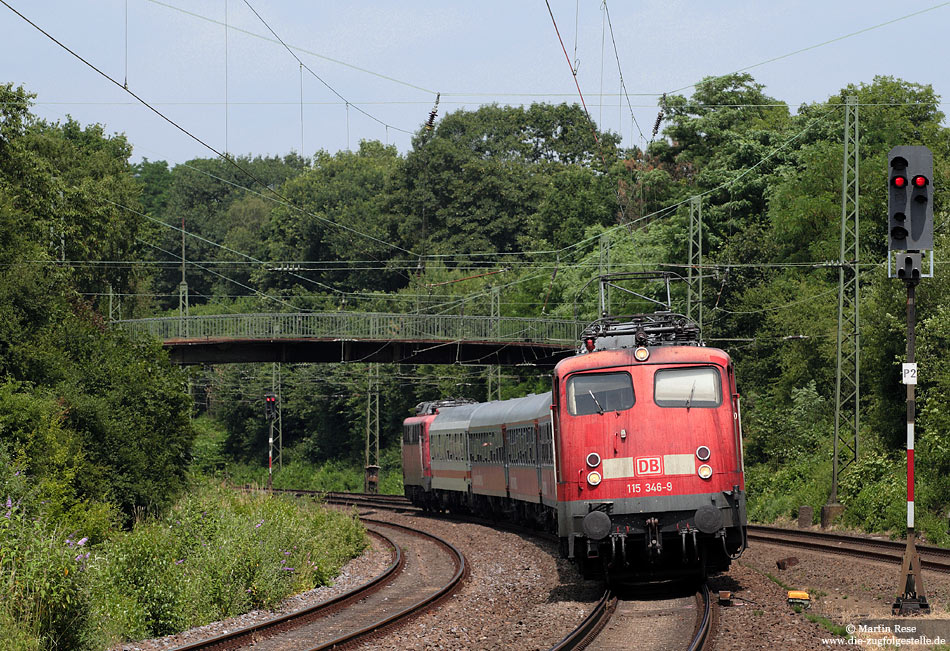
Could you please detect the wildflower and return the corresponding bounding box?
[175,559,184,565]
[255,519,264,528]
[284,551,291,556]
[282,567,294,572]
[5,497,10,509]
[65,538,73,547]
[77,537,88,546]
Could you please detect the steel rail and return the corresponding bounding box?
[747,525,950,573]
[285,489,715,650]
[306,517,467,651]
[168,527,403,651]
[688,584,713,651]
[548,590,615,650]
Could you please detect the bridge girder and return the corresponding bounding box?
[165,337,574,368]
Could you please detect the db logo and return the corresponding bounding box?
[636,457,662,476]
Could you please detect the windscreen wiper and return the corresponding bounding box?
[588,390,605,415]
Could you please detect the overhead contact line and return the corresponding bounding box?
[238,0,413,136]
[2,0,418,280]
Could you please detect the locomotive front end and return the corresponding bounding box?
[554,315,747,580]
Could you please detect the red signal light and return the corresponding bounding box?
[893,175,908,188]
[584,338,595,352]
[913,175,928,187]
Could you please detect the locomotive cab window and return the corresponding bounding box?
[654,366,722,408]
[566,372,635,416]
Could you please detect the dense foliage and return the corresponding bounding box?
[0,83,196,529]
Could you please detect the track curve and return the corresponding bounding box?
[169,517,465,651]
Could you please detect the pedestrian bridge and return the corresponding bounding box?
[115,312,586,367]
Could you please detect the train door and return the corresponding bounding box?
[533,419,543,501]
[422,421,432,490]
[552,377,562,485]
[501,424,510,498]
[727,364,744,476]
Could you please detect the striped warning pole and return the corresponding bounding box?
[893,281,928,614]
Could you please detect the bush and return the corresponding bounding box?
[0,451,94,650]
[90,482,367,638]
[838,451,905,535]
[189,416,229,478]
[223,444,405,495]
[746,454,832,524]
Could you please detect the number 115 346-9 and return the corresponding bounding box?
[627,481,673,494]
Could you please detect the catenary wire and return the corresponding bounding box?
[3,2,419,265]
[145,0,436,95]
[602,1,646,144]
[238,0,414,135]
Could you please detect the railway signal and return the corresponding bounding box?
[890,146,932,616]
[264,393,278,420]
[264,392,279,489]
[888,146,933,253]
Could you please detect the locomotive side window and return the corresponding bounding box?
[539,422,554,466]
[566,372,635,415]
[654,366,722,408]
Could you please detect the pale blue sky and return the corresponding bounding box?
[2,1,948,164]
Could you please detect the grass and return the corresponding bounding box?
[763,571,794,592]
[804,612,849,637]
[87,481,368,642]
[0,469,368,650]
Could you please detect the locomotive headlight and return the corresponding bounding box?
[697,464,713,480]
[586,452,601,468]
[634,347,650,362]
[586,471,602,486]
[696,445,711,461]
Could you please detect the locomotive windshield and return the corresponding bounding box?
[654,366,722,408]
[566,372,635,415]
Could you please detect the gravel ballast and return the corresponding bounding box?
[117,510,950,650]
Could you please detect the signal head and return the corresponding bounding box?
[887,146,933,252]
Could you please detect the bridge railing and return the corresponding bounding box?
[114,312,586,346]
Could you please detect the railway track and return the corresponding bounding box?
[308,490,715,650]
[264,487,418,513]
[266,489,716,649]
[170,518,465,651]
[551,584,712,651]
[747,524,950,573]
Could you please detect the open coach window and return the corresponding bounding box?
[566,372,635,416]
[654,366,722,408]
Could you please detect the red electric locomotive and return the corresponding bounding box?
[401,312,746,580]
[401,399,474,511]
[555,313,746,579]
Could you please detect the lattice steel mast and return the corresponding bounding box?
[827,95,860,518]
[687,196,703,338]
[364,364,380,493]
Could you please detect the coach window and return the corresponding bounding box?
[654,366,722,408]
[567,372,635,416]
